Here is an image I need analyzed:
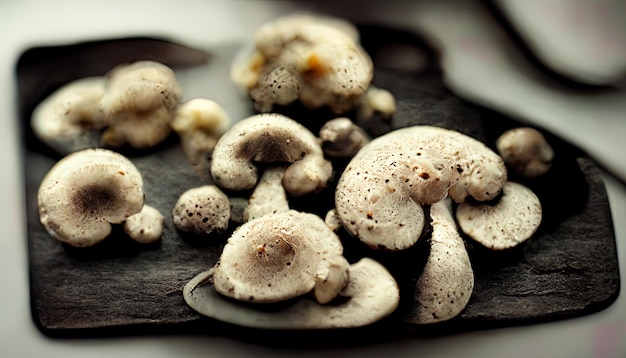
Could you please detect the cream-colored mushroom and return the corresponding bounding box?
[123,204,164,244]
[243,166,290,222]
[37,148,144,247]
[212,210,349,304]
[456,181,542,250]
[356,85,397,123]
[319,117,370,158]
[31,77,108,154]
[335,125,507,250]
[171,185,230,238]
[405,199,474,324]
[210,113,332,196]
[496,127,554,178]
[100,60,183,149]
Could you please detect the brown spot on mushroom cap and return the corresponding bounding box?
[405,199,474,324]
[456,181,542,250]
[171,185,230,237]
[210,113,332,196]
[496,127,554,178]
[212,210,345,304]
[37,148,144,247]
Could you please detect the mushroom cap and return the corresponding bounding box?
[456,181,542,250]
[405,199,474,324]
[171,185,231,237]
[31,77,107,154]
[124,204,164,244]
[37,148,144,247]
[210,113,332,196]
[99,60,182,148]
[184,257,400,329]
[319,117,370,158]
[496,127,554,178]
[212,210,345,303]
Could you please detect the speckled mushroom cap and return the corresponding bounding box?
[37,148,144,247]
[99,60,183,149]
[171,185,231,237]
[210,113,332,196]
[212,210,346,304]
[335,125,507,250]
[405,199,474,324]
[456,181,542,250]
[31,77,108,155]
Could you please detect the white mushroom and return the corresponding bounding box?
[456,181,542,250]
[31,77,108,154]
[356,85,397,123]
[100,60,183,149]
[212,210,349,304]
[496,127,554,178]
[243,166,290,222]
[406,199,474,324]
[319,117,370,158]
[335,125,507,250]
[37,148,144,247]
[171,185,230,238]
[171,98,231,181]
[183,257,399,329]
[123,204,164,244]
[210,113,332,196]
[231,14,373,114]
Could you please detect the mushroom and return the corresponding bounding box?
[123,204,164,244]
[405,199,474,324]
[231,13,373,114]
[37,148,144,247]
[456,181,542,250]
[212,210,349,304]
[335,125,507,250]
[183,257,399,329]
[356,85,397,123]
[99,60,183,149]
[319,117,370,158]
[171,185,230,238]
[171,98,231,181]
[243,166,290,222]
[496,127,554,178]
[210,113,333,196]
[31,77,108,154]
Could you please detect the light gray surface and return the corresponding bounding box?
[1,1,624,357]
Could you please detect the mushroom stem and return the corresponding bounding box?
[244,166,290,222]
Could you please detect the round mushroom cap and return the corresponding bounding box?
[31,77,108,154]
[171,185,231,237]
[456,181,542,250]
[212,210,345,303]
[319,117,370,158]
[124,204,164,244]
[37,148,144,247]
[496,127,554,178]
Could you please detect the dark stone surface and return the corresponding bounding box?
[18,29,619,345]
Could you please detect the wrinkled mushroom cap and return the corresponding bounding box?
[171,185,231,237]
[212,210,345,303]
[456,181,542,250]
[37,148,144,247]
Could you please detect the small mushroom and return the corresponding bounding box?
[319,117,370,158]
[183,257,399,329]
[171,185,230,238]
[123,204,164,244]
[356,85,397,123]
[405,199,474,324]
[232,14,373,114]
[171,98,231,181]
[496,127,554,178]
[37,148,144,247]
[210,113,333,196]
[100,60,183,149]
[243,166,290,222]
[456,181,542,250]
[212,210,348,304]
[31,77,108,154]
[335,125,507,250]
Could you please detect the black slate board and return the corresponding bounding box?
[18,26,620,346]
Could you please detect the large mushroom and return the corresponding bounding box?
[335,125,507,250]
[37,148,144,247]
[210,113,332,196]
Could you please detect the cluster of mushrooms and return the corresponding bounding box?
[34,14,555,330]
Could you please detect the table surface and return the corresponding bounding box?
[1,1,625,357]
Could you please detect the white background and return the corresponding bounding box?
[1,1,625,357]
